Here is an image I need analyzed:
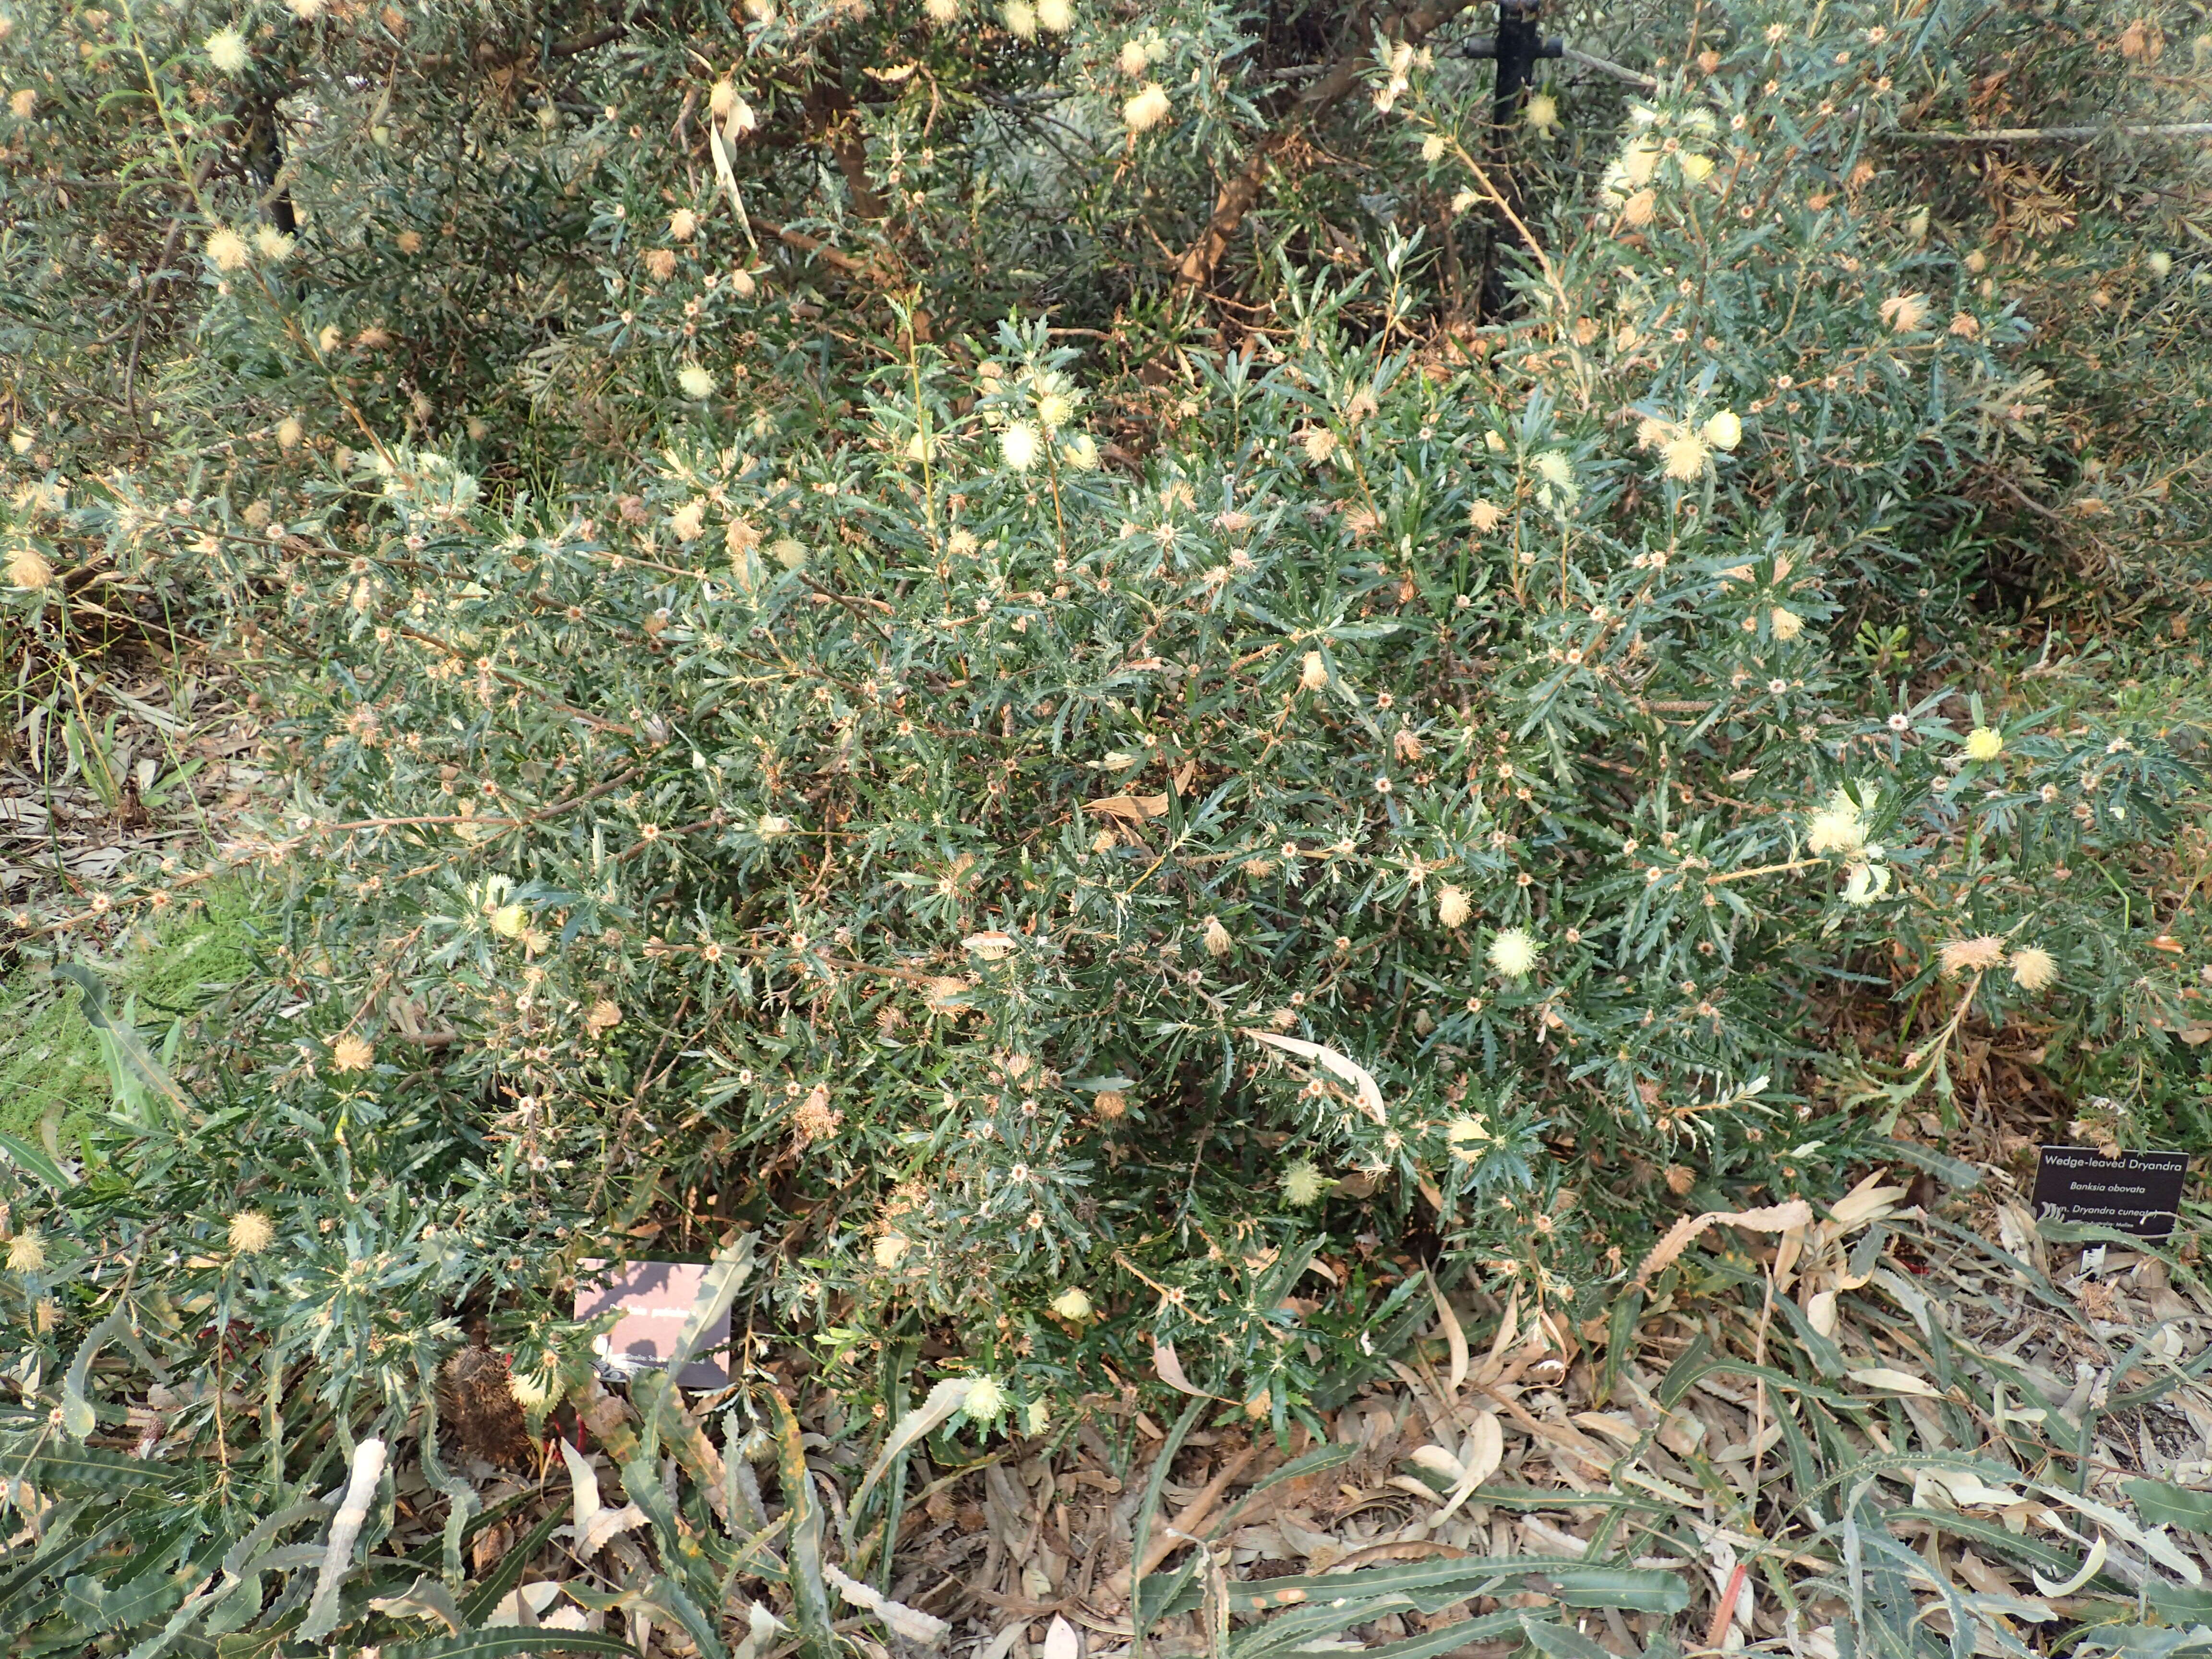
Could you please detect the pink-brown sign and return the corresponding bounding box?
[575,1259,731,1387]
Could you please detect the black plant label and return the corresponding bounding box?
[2032,1146,2188,1240]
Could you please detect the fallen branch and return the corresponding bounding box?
[1563,47,1656,89]
[1891,120,2212,143]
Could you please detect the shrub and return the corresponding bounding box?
[0,0,2207,1613]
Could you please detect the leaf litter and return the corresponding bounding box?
[58,1154,2197,1659]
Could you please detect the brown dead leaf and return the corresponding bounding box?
[1632,1200,1815,1289]
[1153,1339,1224,1400]
[1083,794,1170,823]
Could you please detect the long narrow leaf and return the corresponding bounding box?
[1130,1396,1207,1659]
[0,1129,75,1190]
[381,1632,642,1659]
[1225,1554,1686,1613]
[851,1376,973,1521]
[771,1388,839,1659]
[456,1506,565,1627]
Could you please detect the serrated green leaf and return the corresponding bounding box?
[1553,1566,1693,1614]
[1137,1558,1205,1625]
[380,1631,642,1659]
[61,1308,130,1441]
[1523,1618,1614,1659]
[1873,1137,1983,1192]
[2145,1580,2212,1623]
[771,1388,838,1659]
[2126,1479,2212,1533]
[2,1438,188,1495]
[1224,1555,1686,1614]
[1348,1610,1530,1659]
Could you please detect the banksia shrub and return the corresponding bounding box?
[0,0,2205,1451]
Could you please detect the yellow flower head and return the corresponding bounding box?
[330,1034,374,1074]
[1437,885,1471,929]
[963,1374,1006,1421]
[229,1211,276,1255]
[1880,292,1930,332]
[205,27,250,73]
[1938,936,2008,977]
[204,228,251,273]
[1282,1160,1328,1206]
[1050,1286,1093,1321]
[1963,726,2004,762]
[6,1230,46,1274]
[1661,430,1710,481]
[1123,84,1171,133]
[1000,422,1041,471]
[1487,927,1540,979]
[1806,788,1871,857]
[6,546,53,591]
[2009,946,2057,992]
[1531,450,1579,509]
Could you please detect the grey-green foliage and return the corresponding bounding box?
[0,0,2208,1644]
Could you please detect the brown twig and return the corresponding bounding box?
[1175,0,1458,290]
[796,572,896,640]
[753,219,896,284]
[317,767,642,839]
[1105,1442,1261,1595]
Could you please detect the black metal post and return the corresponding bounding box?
[1461,0,1562,319]
[1491,0,1544,128]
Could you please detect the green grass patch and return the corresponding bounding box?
[0,883,262,1148]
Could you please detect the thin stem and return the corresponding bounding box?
[1705,855,1824,886]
